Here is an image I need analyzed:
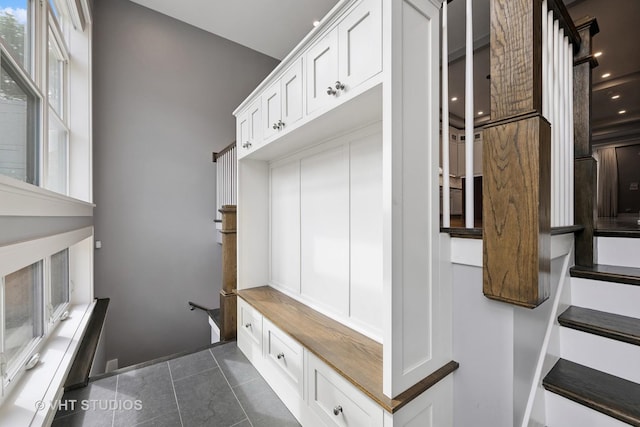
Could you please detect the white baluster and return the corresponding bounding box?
[465,0,474,228]
[568,42,574,225]
[442,1,450,228]
[542,0,548,120]
[552,19,560,227]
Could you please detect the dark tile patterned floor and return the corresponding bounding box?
[52,342,300,427]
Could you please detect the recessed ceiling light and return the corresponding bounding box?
[602,73,611,78]
[611,95,620,100]
[451,97,458,102]
[594,51,603,58]
[477,111,484,116]
[618,110,627,115]
[313,20,320,27]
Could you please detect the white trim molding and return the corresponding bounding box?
[0,176,94,217]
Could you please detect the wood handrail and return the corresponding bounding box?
[212,141,236,162]
[547,0,581,49]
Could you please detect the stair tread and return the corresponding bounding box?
[571,264,640,286]
[559,306,640,347]
[543,359,640,426]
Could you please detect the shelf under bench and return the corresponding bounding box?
[237,286,458,413]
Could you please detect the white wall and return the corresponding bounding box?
[92,0,279,367]
[452,263,514,427]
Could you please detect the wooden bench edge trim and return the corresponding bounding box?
[64,298,110,390]
[237,287,458,413]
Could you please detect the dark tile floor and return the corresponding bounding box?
[53,342,300,427]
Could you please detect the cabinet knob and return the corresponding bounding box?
[335,81,345,91]
[276,352,285,360]
[278,119,285,129]
[245,323,251,328]
[242,142,252,149]
[327,86,337,96]
[273,122,279,130]
[333,405,343,416]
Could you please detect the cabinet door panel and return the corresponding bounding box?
[270,161,301,294]
[300,145,349,317]
[282,59,303,129]
[306,28,339,115]
[238,111,249,157]
[339,0,382,92]
[473,137,483,176]
[248,101,261,145]
[263,81,281,140]
[349,134,383,336]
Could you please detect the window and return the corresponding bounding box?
[46,21,68,194]
[48,248,69,321]
[0,53,40,184]
[2,261,44,382]
[0,0,32,72]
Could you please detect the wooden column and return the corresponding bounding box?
[483,0,559,307]
[573,17,599,267]
[219,205,237,340]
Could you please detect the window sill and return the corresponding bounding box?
[0,302,95,427]
[0,176,94,217]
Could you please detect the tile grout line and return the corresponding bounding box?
[111,374,119,427]
[167,361,185,427]
[211,349,255,427]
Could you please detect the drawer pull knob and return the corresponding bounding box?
[245,323,251,328]
[327,86,337,96]
[277,352,285,360]
[333,405,343,416]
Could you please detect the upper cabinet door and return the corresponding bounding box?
[238,111,250,153]
[238,99,262,158]
[263,80,282,140]
[338,0,382,92]
[306,28,339,115]
[281,59,304,130]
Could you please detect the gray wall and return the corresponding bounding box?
[92,0,278,367]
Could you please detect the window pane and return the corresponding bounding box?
[48,37,63,117]
[0,60,38,184]
[50,249,69,315]
[47,111,67,193]
[0,0,30,71]
[4,261,43,368]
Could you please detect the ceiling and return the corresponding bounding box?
[130,0,639,143]
[127,0,338,60]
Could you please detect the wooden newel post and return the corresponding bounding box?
[573,17,599,267]
[219,205,237,340]
[483,0,551,307]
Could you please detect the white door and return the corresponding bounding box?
[263,80,282,140]
[248,100,262,147]
[237,111,250,157]
[338,0,382,93]
[306,28,339,115]
[281,59,303,130]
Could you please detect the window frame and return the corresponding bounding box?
[44,10,69,194]
[0,40,44,186]
[46,248,70,324]
[0,260,45,390]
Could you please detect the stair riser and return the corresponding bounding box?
[560,327,640,384]
[597,237,640,269]
[545,391,630,427]
[571,278,640,319]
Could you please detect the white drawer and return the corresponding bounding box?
[238,299,263,350]
[308,353,383,427]
[263,318,304,397]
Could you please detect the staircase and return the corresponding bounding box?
[543,235,640,426]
